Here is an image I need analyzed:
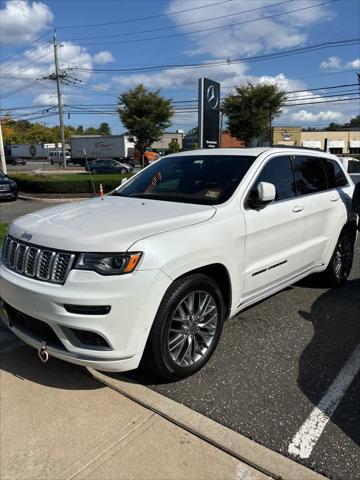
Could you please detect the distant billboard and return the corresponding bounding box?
[198,78,220,149]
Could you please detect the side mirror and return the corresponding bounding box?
[249,182,276,208]
[352,182,360,214]
[120,178,128,186]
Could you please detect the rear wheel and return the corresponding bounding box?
[324,229,354,287]
[144,273,225,380]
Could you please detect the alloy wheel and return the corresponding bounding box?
[334,235,353,280]
[167,290,218,368]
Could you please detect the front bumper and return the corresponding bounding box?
[0,263,171,371]
[0,190,17,200]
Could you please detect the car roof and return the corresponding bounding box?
[166,147,338,159]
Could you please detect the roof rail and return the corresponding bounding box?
[272,144,325,152]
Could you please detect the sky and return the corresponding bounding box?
[0,0,359,134]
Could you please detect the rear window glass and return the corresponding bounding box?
[348,160,360,174]
[293,156,328,195]
[322,159,348,188]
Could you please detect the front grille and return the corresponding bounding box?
[5,303,64,350]
[0,184,11,191]
[2,235,75,284]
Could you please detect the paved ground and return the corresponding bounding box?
[0,198,66,223]
[125,244,360,480]
[2,337,271,480]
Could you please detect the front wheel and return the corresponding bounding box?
[144,273,225,380]
[324,229,354,287]
[120,167,126,174]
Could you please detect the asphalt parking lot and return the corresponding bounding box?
[1,197,359,480]
[125,243,360,480]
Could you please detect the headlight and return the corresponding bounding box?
[75,252,142,275]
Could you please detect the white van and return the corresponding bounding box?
[48,151,72,165]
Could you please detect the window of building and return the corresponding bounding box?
[292,156,328,195]
[250,156,296,201]
[329,147,343,154]
[349,147,360,155]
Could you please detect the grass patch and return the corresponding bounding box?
[0,223,8,244]
[9,173,132,194]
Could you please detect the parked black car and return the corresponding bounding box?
[85,158,133,174]
[0,171,17,201]
[7,158,26,166]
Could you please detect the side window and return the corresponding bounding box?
[322,158,348,188]
[348,160,360,174]
[293,156,327,195]
[251,156,296,201]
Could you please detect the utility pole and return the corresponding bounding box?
[52,30,67,168]
[0,121,7,175]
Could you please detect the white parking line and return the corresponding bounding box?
[288,343,360,459]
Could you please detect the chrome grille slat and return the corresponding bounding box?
[2,235,74,284]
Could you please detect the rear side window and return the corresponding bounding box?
[251,156,296,201]
[293,156,327,195]
[348,160,360,174]
[322,158,348,188]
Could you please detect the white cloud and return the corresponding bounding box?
[349,58,360,68]
[320,56,360,71]
[166,0,334,58]
[0,0,53,44]
[93,51,115,64]
[290,110,344,122]
[0,40,99,101]
[112,62,249,90]
[33,92,67,106]
[320,56,342,70]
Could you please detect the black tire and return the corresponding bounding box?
[144,273,225,380]
[323,228,355,287]
[120,167,126,174]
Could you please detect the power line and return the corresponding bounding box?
[72,38,360,74]
[0,32,50,65]
[56,0,234,29]
[78,0,337,46]
[67,0,296,42]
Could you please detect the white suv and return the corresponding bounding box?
[0,148,357,380]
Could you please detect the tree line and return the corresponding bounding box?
[1,117,112,145]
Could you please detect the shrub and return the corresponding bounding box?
[9,173,132,194]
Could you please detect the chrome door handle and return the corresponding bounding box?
[330,196,339,202]
[293,205,304,212]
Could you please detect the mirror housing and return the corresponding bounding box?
[249,182,276,209]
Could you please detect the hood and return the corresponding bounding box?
[9,196,216,252]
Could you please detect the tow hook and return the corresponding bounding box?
[38,342,49,363]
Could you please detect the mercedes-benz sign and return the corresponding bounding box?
[198,78,221,149]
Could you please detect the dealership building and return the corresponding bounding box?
[272,126,360,155]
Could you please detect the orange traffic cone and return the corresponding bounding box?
[99,183,104,198]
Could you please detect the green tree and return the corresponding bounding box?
[118,84,173,165]
[98,122,112,135]
[168,138,180,153]
[348,115,360,128]
[222,83,286,146]
[85,127,98,135]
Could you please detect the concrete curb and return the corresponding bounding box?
[88,369,328,480]
[18,194,91,203]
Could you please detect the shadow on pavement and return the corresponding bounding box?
[0,343,104,390]
[297,278,360,446]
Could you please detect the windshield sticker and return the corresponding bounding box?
[145,172,162,192]
[204,190,220,199]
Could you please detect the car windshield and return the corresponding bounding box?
[112,154,256,205]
